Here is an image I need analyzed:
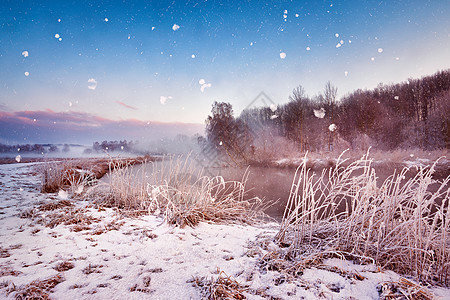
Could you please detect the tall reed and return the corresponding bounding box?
[276,151,450,286]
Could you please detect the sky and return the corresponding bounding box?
[1,0,449,144]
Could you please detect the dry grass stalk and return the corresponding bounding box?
[275,150,450,287]
[89,156,266,227]
[8,273,65,300]
[190,271,247,300]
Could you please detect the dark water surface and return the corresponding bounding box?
[108,159,449,221]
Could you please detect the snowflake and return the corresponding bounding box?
[279,52,286,59]
[313,108,326,119]
[172,24,180,31]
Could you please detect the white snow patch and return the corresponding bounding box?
[58,189,68,199]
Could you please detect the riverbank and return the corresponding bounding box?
[1,162,449,299]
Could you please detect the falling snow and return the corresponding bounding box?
[394,96,399,100]
[329,124,337,132]
[54,33,60,39]
[336,43,341,48]
[21,51,29,57]
[104,17,109,22]
[172,24,180,31]
[279,52,286,59]
[270,104,277,112]
[199,79,212,92]
[371,57,375,61]
[24,72,29,76]
[335,33,339,38]
[160,95,172,105]
[344,71,348,76]
[15,155,21,163]
[87,78,97,90]
[306,46,310,51]
[191,54,195,58]
[378,48,383,53]
[313,108,326,119]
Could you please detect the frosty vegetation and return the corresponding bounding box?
[204,70,449,165]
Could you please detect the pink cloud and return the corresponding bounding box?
[0,110,204,144]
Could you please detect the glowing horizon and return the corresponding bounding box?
[1,1,449,143]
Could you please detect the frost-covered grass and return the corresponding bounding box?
[89,156,267,227]
[2,160,450,299]
[276,151,450,287]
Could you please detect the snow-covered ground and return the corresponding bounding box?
[1,162,449,299]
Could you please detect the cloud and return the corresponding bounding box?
[116,101,138,110]
[0,110,204,144]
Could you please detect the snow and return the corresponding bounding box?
[55,33,60,39]
[306,46,310,51]
[160,96,172,105]
[21,51,29,58]
[269,104,277,112]
[328,123,337,132]
[313,107,326,118]
[87,78,97,90]
[335,33,339,38]
[24,72,29,77]
[172,24,180,31]
[1,163,448,299]
[377,48,383,53]
[191,54,195,58]
[279,52,286,59]
[199,79,211,92]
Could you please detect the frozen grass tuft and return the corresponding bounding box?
[7,273,65,299]
[189,270,247,300]
[89,156,267,227]
[275,150,450,287]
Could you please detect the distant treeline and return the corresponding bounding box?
[0,143,70,153]
[84,140,136,153]
[206,69,450,161]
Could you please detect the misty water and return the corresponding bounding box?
[103,158,448,221]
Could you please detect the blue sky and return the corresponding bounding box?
[1,0,449,144]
